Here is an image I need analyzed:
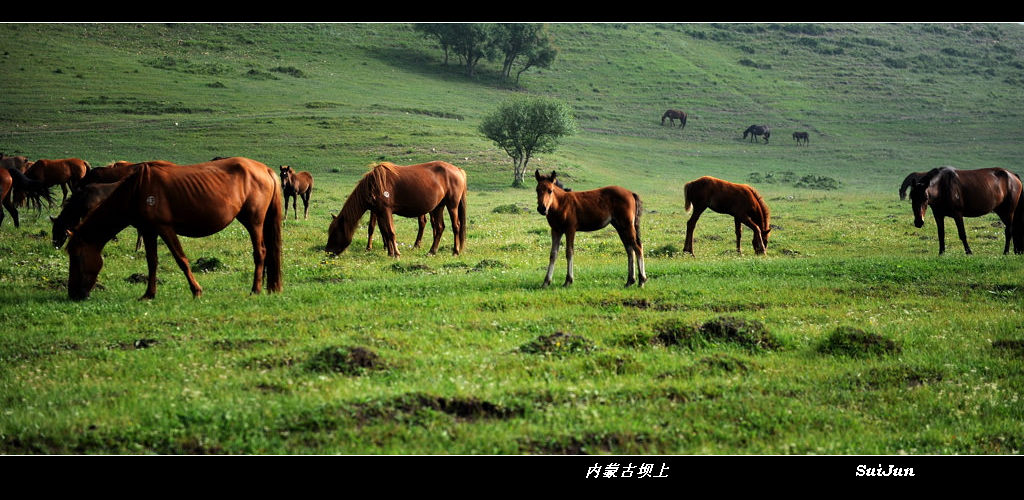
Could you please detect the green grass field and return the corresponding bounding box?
[1,23,1022,454]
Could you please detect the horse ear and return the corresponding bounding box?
[550,170,557,179]
[534,169,541,181]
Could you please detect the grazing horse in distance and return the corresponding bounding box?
[792,131,809,145]
[326,161,467,257]
[908,166,1022,255]
[279,165,315,220]
[65,157,283,300]
[743,125,771,143]
[661,109,688,129]
[534,170,646,288]
[683,176,771,255]
[2,167,54,228]
[23,158,91,203]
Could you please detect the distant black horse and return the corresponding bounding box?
[792,131,809,145]
[743,125,771,143]
[661,109,688,129]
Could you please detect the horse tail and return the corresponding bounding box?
[632,192,643,246]
[684,182,693,213]
[458,188,468,253]
[6,166,54,210]
[263,168,284,292]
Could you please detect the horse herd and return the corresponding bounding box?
[1,152,1022,301]
[660,109,810,146]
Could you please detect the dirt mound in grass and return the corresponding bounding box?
[818,326,901,357]
[305,346,385,375]
[654,316,781,352]
[519,331,596,355]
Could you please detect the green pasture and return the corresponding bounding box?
[0,23,1022,454]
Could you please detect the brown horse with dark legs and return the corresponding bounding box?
[65,157,283,300]
[534,170,646,288]
[683,176,771,255]
[52,161,179,250]
[661,109,687,128]
[908,166,1022,255]
[326,161,467,258]
[279,165,314,220]
[2,167,54,228]
[366,212,428,251]
[22,158,91,203]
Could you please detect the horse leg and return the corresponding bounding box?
[563,229,576,286]
[543,229,562,287]
[447,202,461,255]
[428,207,445,255]
[734,218,743,254]
[998,210,1013,255]
[140,232,160,300]
[953,215,972,255]
[282,193,289,219]
[743,217,766,255]
[366,212,376,250]
[614,222,638,287]
[380,210,400,258]
[934,213,946,255]
[684,206,706,255]
[158,228,203,297]
[413,214,426,248]
[302,189,311,220]
[1,196,17,228]
[239,218,267,294]
[291,194,298,220]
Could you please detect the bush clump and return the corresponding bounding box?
[306,346,385,375]
[653,316,781,352]
[818,326,901,357]
[519,331,595,356]
[492,204,522,214]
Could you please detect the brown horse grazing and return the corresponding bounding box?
[326,161,467,257]
[65,157,283,300]
[2,167,54,228]
[661,109,688,128]
[683,176,771,255]
[792,131,809,145]
[366,212,428,251]
[534,170,646,288]
[279,165,314,220]
[908,166,1022,255]
[23,158,91,203]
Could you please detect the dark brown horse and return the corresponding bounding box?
[279,165,314,220]
[743,125,771,143]
[65,157,283,300]
[23,158,91,203]
[683,176,771,255]
[326,161,467,257]
[908,166,1022,255]
[661,109,688,129]
[792,131,809,145]
[2,167,54,228]
[534,170,646,287]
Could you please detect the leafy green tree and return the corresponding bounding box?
[494,24,558,84]
[479,96,577,187]
[414,24,458,66]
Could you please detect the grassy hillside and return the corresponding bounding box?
[1,23,1022,455]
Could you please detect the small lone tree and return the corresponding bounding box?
[479,96,577,187]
